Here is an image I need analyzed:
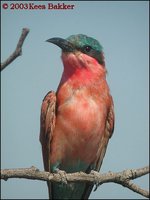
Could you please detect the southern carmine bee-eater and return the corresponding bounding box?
[40,34,114,199]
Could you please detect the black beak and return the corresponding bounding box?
[46,37,74,52]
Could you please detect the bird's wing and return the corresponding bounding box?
[95,96,114,172]
[82,96,115,199]
[39,91,56,199]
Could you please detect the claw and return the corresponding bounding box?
[55,169,67,184]
[91,170,101,191]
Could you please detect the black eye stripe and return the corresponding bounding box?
[77,45,105,66]
[84,46,92,52]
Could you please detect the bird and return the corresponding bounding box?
[39,34,115,199]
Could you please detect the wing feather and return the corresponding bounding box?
[39,91,56,199]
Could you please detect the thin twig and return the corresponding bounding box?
[1,166,149,198]
[1,28,29,71]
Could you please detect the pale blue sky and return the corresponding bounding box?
[1,1,149,199]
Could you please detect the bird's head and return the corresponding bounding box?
[46,34,105,68]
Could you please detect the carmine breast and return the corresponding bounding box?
[50,88,108,165]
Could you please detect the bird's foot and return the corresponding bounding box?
[55,169,67,185]
[91,170,101,191]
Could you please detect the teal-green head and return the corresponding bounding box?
[46,34,105,66]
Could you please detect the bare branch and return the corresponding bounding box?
[1,28,30,71]
[1,166,149,198]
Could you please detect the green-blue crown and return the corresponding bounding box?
[66,34,103,53]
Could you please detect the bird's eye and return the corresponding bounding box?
[84,46,92,52]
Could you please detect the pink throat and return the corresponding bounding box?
[60,52,106,86]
